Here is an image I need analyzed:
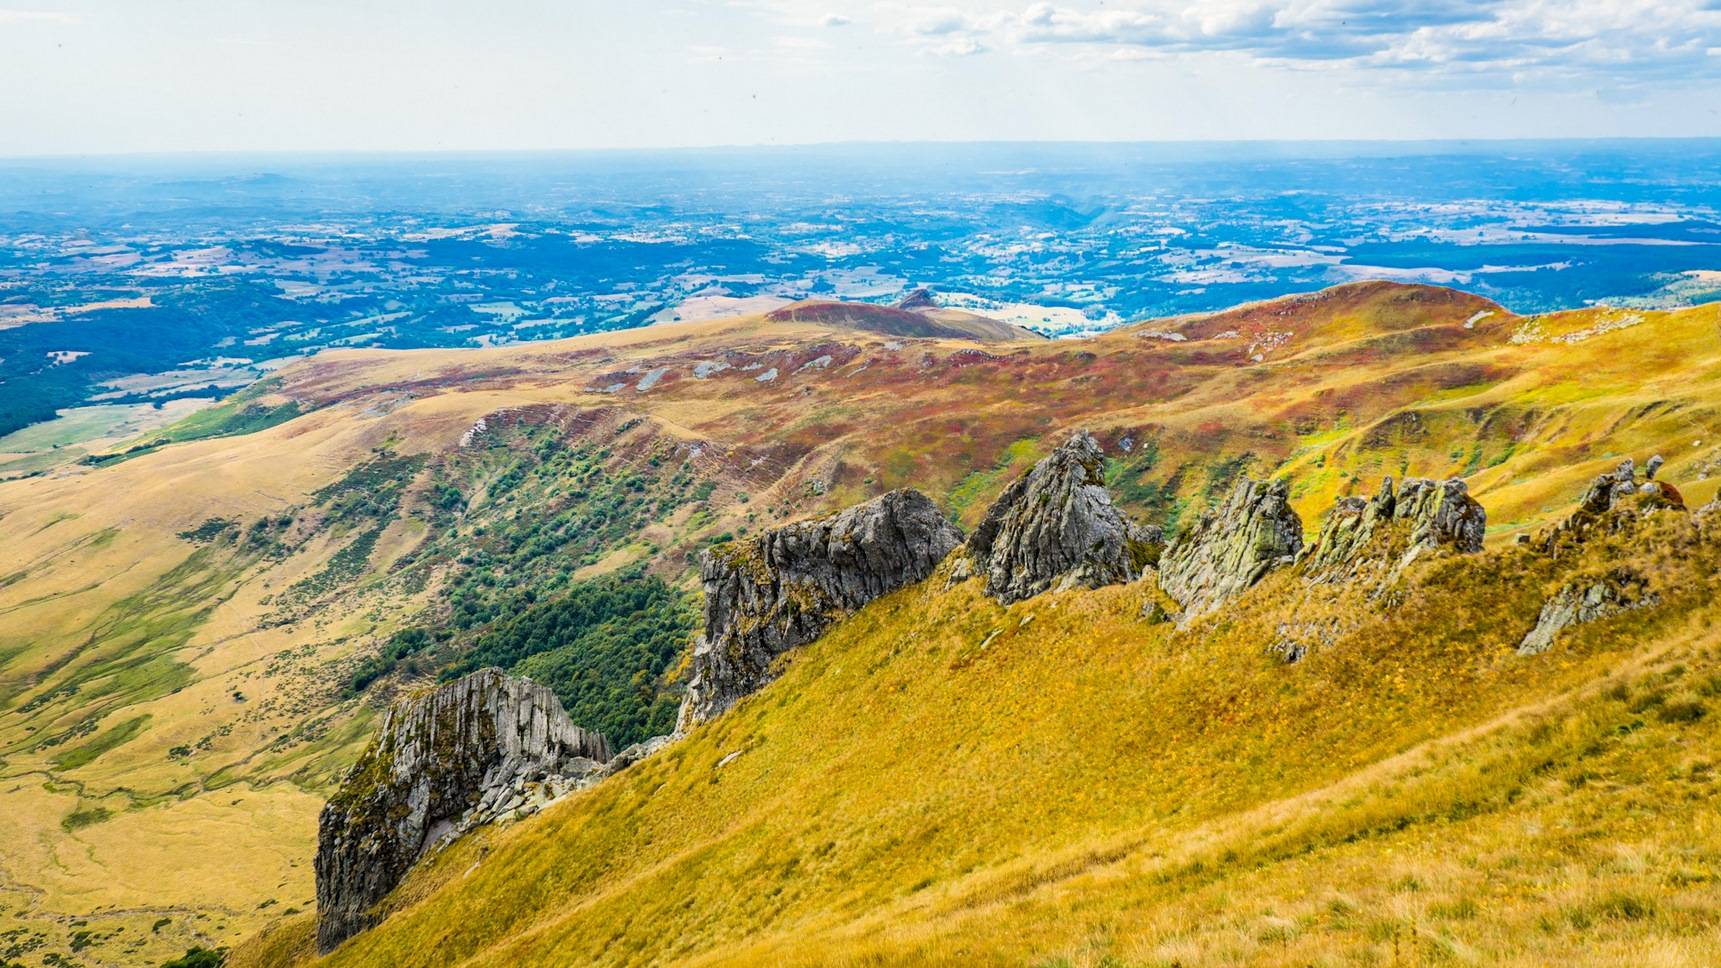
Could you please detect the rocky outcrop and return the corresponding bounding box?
[1159,477,1303,620]
[894,287,939,312]
[1539,457,1686,554]
[677,488,963,729]
[961,431,1160,605]
[1518,569,1655,655]
[316,670,610,952]
[1299,476,1486,582]
[1516,456,1693,653]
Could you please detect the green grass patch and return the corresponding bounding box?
[51,715,151,771]
[83,393,304,468]
[60,806,114,833]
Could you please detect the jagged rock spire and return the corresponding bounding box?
[316,670,610,952]
[1540,456,1686,555]
[677,488,963,729]
[963,431,1161,606]
[1158,477,1302,620]
[1299,476,1485,583]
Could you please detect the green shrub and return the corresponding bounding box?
[161,947,226,968]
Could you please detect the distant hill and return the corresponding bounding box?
[762,296,1044,341]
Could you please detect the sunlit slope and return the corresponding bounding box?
[245,499,1721,967]
[2,283,1719,965]
[268,282,1721,531]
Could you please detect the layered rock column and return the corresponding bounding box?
[677,488,963,729]
[1299,476,1486,582]
[316,670,610,952]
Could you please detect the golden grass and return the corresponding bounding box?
[257,499,1721,967]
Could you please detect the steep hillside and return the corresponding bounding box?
[243,481,1721,967]
[1,283,1718,966]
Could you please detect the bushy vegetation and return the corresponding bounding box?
[442,569,695,748]
[289,452,428,598]
[0,280,299,439]
[304,419,711,746]
[161,947,226,968]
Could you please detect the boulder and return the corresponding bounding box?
[677,488,963,728]
[1518,569,1655,655]
[597,734,675,778]
[1299,476,1485,582]
[1159,477,1303,620]
[315,670,609,952]
[964,431,1160,605]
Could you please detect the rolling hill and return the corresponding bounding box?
[1,285,1719,967]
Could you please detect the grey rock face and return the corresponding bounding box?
[315,670,610,953]
[1299,476,1486,582]
[1518,570,1655,655]
[964,431,1160,606]
[1159,477,1303,620]
[1582,459,1642,514]
[1397,478,1487,553]
[677,488,963,729]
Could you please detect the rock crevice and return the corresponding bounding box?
[315,670,610,952]
[677,488,963,729]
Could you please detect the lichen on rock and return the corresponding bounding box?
[964,430,1160,606]
[1158,477,1302,621]
[1299,476,1485,585]
[315,669,611,953]
[677,488,963,729]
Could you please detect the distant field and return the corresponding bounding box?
[0,399,212,478]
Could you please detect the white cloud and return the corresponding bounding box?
[905,8,984,35]
[821,13,853,26]
[883,0,1721,80]
[925,36,989,55]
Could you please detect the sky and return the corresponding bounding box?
[2,0,1720,155]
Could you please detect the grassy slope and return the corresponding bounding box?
[1,285,1718,966]
[248,505,1721,967]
